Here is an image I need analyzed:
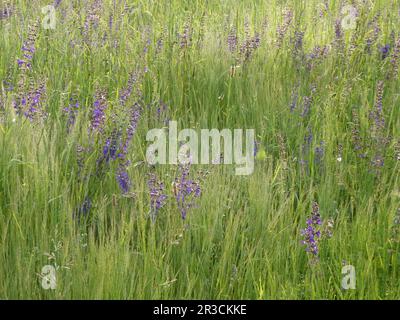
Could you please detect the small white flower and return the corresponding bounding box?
[337,157,342,162]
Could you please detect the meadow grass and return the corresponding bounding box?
[0,0,399,299]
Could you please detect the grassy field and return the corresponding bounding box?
[0,0,399,299]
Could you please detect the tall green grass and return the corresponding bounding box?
[0,0,399,299]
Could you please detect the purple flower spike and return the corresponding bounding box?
[147,172,168,222]
[116,165,131,194]
[301,202,322,257]
[174,161,202,220]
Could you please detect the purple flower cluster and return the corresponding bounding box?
[53,0,62,8]
[379,44,390,60]
[101,129,121,163]
[334,19,344,49]
[305,45,329,70]
[276,9,293,47]
[119,71,139,107]
[63,97,79,132]
[14,79,47,121]
[0,3,13,20]
[155,100,169,125]
[116,165,131,194]
[17,23,38,71]
[370,80,385,131]
[389,35,400,78]
[227,27,238,53]
[121,102,142,156]
[301,202,322,256]
[174,162,201,220]
[369,81,388,171]
[89,90,108,134]
[292,30,304,57]
[87,71,143,196]
[82,0,103,45]
[74,196,92,220]
[314,141,325,164]
[179,22,192,49]
[300,96,312,118]
[366,14,380,53]
[239,31,261,62]
[25,82,47,121]
[253,140,260,157]
[147,172,168,222]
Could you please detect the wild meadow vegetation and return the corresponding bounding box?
[0,0,400,299]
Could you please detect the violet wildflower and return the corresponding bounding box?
[101,129,121,163]
[301,202,322,256]
[121,102,142,156]
[17,23,39,71]
[305,45,329,70]
[53,0,62,8]
[253,140,260,157]
[174,161,201,220]
[368,81,389,173]
[108,13,113,31]
[82,0,102,45]
[378,44,390,60]
[142,26,152,54]
[253,32,261,49]
[156,100,169,125]
[74,196,92,220]
[304,128,313,146]
[334,19,344,51]
[319,1,329,17]
[0,3,13,20]
[300,95,313,118]
[227,27,238,53]
[156,28,165,54]
[291,29,304,58]
[2,79,14,92]
[239,31,262,62]
[119,71,139,107]
[89,90,107,134]
[22,80,47,121]
[389,35,400,78]
[116,164,131,194]
[147,172,168,222]
[276,8,293,48]
[365,15,380,54]
[63,98,79,132]
[370,80,385,131]
[180,22,192,49]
